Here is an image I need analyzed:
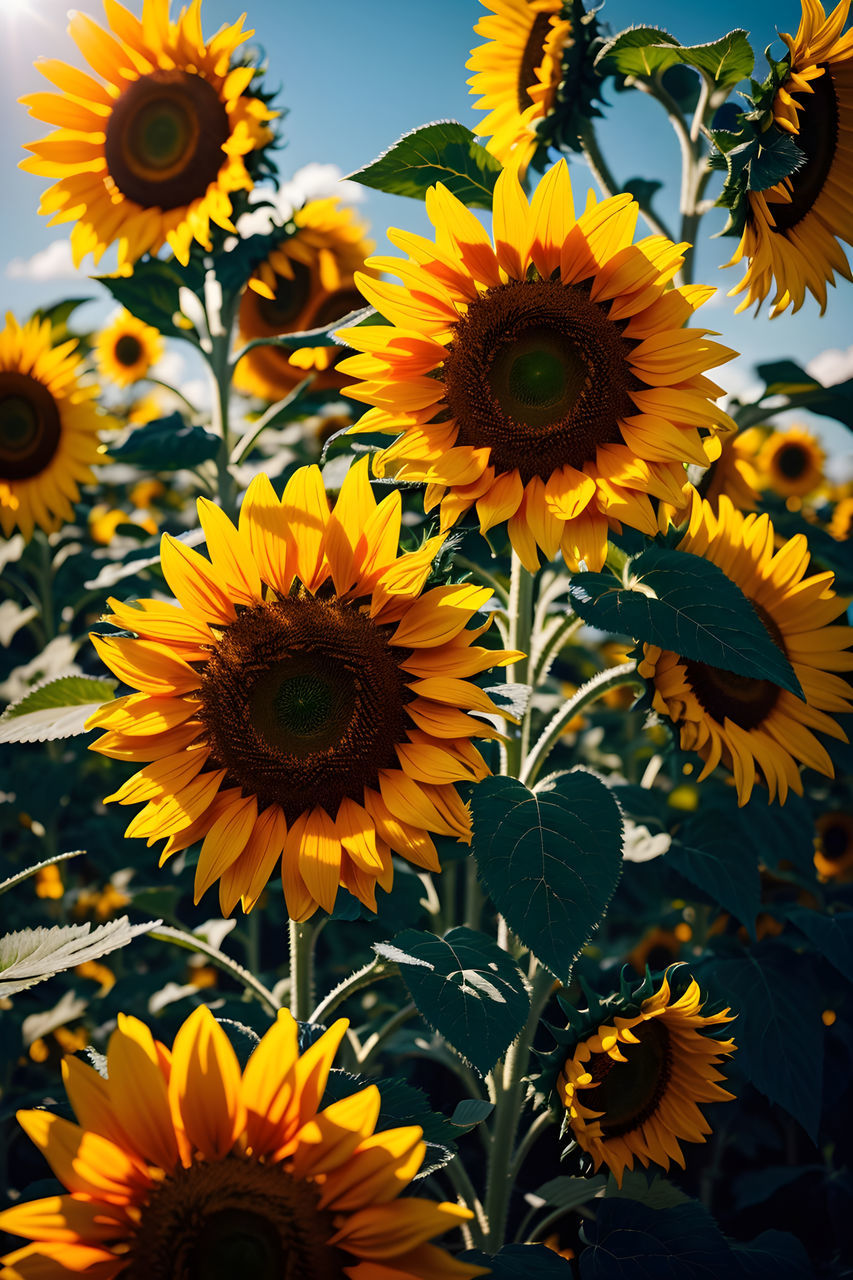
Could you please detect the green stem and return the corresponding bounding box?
[35,531,56,642]
[143,376,198,416]
[309,958,391,1025]
[521,663,642,788]
[357,1001,417,1069]
[452,556,510,606]
[508,1107,554,1185]
[209,331,237,521]
[229,376,315,466]
[149,925,280,1017]
[505,553,535,779]
[464,857,485,932]
[288,919,315,1022]
[445,1157,488,1247]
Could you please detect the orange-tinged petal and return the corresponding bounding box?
[196,497,263,605]
[168,1006,245,1162]
[238,471,294,596]
[106,1014,178,1170]
[291,805,341,914]
[241,1009,299,1157]
[193,793,258,903]
[392,585,491,648]
[281,464,330,590]
[16,1112,150,1205]
[330,1198,473,1258]
[0,1195,129,1244]
[90,633,201,696]
[159,533,238,626]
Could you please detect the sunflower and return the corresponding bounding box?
[638,493,853,806]
[814,810,853,879]
[726,0,853,316]
[234,198,375,403]
[0,313,105,540]
[757,424,825,498]
[701,426,762,513]
[829,493,853,539]
[20,0,274,269]
[96,311,163,389]
[0,1005,486,1280]
[555,968,736,1186]
[339,161,735,574]
[87,459,516,920]
[467,0,573,174]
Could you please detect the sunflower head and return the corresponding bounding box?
[829,494,853,540]
[0,1005,487,1280]
[20,0,276,268]
[699,426,763,513]
[719,0,853,316]
[467,0,605,175]
[535,966,736,1186]
[234,197,375,403]
[815,810,853,879]
[340,160,735,574]
[0,312,107,539]
[757,424,825,498]
[96,310,164,389]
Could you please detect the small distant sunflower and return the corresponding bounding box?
[551,968,736,1186]
[829,494,853,539]
[814,810,853,879]
[758,425,825,497]
[20,0,274,269]
[0,313,104,540]
[0,1006,485,1280]
[639,493,853,806]
[726,0,853,316]
[340,161,735,574]
[87,459,516,920]
[234,198,374,403]
[96,311,163,389]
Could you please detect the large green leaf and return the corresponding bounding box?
[0,675,116,743]
[755,359,853,430]
[95,258,203,340]
[471,771,623,981]
[374,926,530,1076]
[595,27,682,78]
[786,909,853,984]
[109,413,220,470]
[348,121,502,209]
[667,809,762,936]
[668,31,754,87]
[568,544,802,697]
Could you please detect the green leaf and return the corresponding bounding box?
[323,1071,456,1176]
[461,1246,575,1277]
[374,926,530,1076]
[95,258,202,340]
[32,297,93,340]
[668,31,754,87]
[568,544,803,698]
[755,359,853,430]
[0,850,84,897]
[786,909,853,984]
[108,413,220,470]
[595,27,682,79]
[533,1175,607,1212]
[667,809,762,936]
[450,1099,495,1128]
[471,770,624,981]
[348,120,503,209]
[0,675,116,743]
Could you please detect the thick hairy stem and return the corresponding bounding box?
[288,919,315,1022]
[505,553,535,779]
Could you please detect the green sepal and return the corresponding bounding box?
[531,0,608,160]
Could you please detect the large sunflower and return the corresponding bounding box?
[0,1005,485,1280]
[467,0,572,174]
[234,198,375,403]
[20,0,274,269]
[757,424,825,498]
[638,493,853,806]
[726,0,853,316]
[555,969,736,1186]
[96,310,163,388]
[87,459,516,919]
[0,313,105,539]
[339,161,735,573]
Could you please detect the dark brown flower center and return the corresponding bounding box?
[774,442,810,480]
[105,69,230,210]
[820,819,852,861]
[0,370,62,481]
[125,1156,348,1280]
[114,334,144,368]
[442,279,635,484]
[683,603,787,731]
[256,259,314,330]
[518,12,555,111]
[582,1019,671,1138]
[771,64,838,232]
[198,595,411,821]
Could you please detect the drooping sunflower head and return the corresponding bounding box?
[467,0,603,175]
[234,197,375,403]
[0,313,106,539]
[0,1005,487,1280]
[340,161,735,574]
[725,0,853,316]
[815,810,853,879]
[639,493,853,806]
[87,458,518,920]
[96,309,164,389]
[757,424,826,498]
[20,0,276,269]
[539,966,736,1186]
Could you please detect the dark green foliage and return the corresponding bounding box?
[461,1246,574,1276]
[347,121,502,209]
[95,258,204,340]
[667,809,762,936]
[108,414,221,470]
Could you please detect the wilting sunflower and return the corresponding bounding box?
[757,424,825,498]
[339,161,735,573]
[552,968,736,1186]
[726,0,853,316]
[20,0,274,269]
[638,493,853,805]
[96,311,163,389]
[815,810,853,879]
[0,1005,485,1280]
[87,459,516,919]
[234,198,375,403]
[0,313,105,539]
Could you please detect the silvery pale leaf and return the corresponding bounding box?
[0,917,159,998]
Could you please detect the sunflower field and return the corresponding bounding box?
[1,0,852,1275]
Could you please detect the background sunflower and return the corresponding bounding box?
[95,310,164,389]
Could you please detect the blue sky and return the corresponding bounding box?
[1,0,851,444]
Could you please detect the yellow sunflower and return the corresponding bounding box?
[0,1005,486,1280]
[726,0,853,316]
[757,424,825,498]
[814,810,853,879]
[96,310,163,388]
[87,458,517,920]
[638,493,853,806]
[234,198,375,403]
[467,0,572,174]
[702,426,762,512]
[20,0,274,269]
[0,313,105,540]
[339,161,735,573]
[557,969,736,1186]
[829,493,853,539]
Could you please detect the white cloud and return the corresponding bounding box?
[237,163,365,238]
[6,238,79,282]
[807,344,853,387]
